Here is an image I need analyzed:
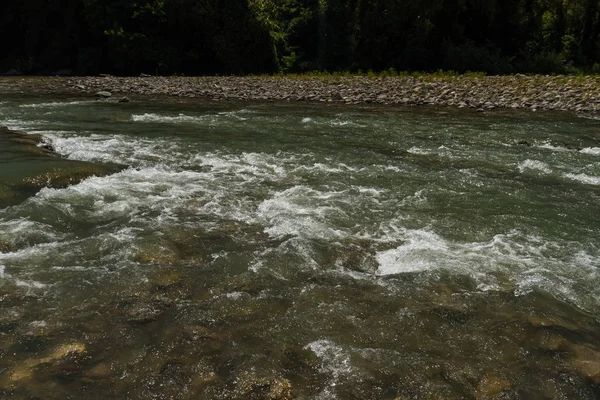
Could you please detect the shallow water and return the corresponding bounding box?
[1,94,600,399]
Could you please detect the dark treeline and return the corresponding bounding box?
[2,0,600,75]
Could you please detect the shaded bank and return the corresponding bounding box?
[0,126,125,208]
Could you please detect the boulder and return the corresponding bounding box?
[95,91,112,98]
[0,126,126,208]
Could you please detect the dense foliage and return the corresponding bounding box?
[2,0,599,75]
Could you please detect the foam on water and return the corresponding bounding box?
[3,101,600,316]
[299,115,366,128]
[375,229,448,274]
[518,159,552,173]
[564,172,600,185]
[19,101,96,108]
[131,110,252,125]
[306,340,354,377]
[306,340,355,399]
[580,147,600,156]
[15,279,47,289]
[7,132,591,308]
[537,142,569,152]
[0,119,50,131]
[373,226,600,306]
[407,146,432,155]
[131,112,210,124]
[44,132,183,166]
[258,186,349,240]
[0,219,64,248]
[330,119,366,127]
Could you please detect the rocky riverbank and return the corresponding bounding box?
[1,75,600,114]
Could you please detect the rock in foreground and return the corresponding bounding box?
[0,126,126,208]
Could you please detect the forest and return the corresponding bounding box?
[1,0,599,76]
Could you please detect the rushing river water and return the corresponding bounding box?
[0,93,599,399]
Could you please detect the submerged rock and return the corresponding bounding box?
[0,237,11,253]
[150,267,183,288]
[125,302,168,324]
[540,335,600,383]
[134,241,181,265]
[475,375,512,399]
[84,362,113,380]
[235,370,294,400]
[6,342,86,386]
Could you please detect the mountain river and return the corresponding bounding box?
[0,93,599,399]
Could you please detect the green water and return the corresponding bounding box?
[1,94,599,399]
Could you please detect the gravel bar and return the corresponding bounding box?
[1,75,600,115]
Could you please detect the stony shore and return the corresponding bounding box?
[1,75,600,114]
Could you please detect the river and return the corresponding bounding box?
[1,93,599,399]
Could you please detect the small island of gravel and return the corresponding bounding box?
[1,75,600,116]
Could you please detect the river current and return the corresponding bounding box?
[0,94,599,399]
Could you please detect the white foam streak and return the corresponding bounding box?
[15,279,47,289]
[518,159,552,174]
[376,229,449,274]
[375,228,540,278]
[131,113,208,124]
[131,110,252,125]
[258,186,348,240]
[564,173,600,185]
[20,101,95,108]
[537,142,569,152]
[307,340,354,378]
[580,147,600,155]
[44,132,181,166]
[407,147,431,155]
[0,219,63,248]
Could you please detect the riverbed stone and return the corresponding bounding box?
[84,362,112,380]
[188,361,218,395]
[134,241,180,265]
[268,378,293,399]
[126,302,167,323]
[563,341,600,383]
[8,342,86,385]
[150,267,183,288]
[0,238,11,253]
[235,370,293,400]
[474,375,511,399]
[537,334,600,383]
[95,91,112,98]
